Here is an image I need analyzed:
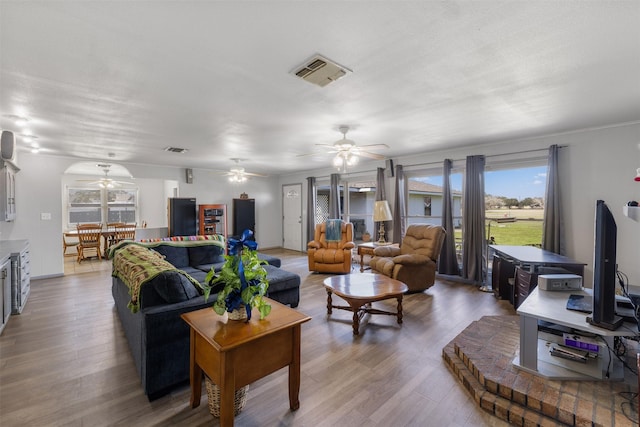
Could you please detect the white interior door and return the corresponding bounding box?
[282,184,302,251]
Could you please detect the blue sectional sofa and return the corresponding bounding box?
[109,237,300,399]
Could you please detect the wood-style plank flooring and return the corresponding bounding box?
[1,249,515,426]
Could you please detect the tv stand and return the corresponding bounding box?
[515,287,637,380]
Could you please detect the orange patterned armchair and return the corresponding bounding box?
[369,224,446,292]
[307,220,355,273]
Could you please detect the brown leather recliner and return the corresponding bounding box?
[307,221,355,273]
[369,224,446,292]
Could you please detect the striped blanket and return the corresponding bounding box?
[111,244,201,313]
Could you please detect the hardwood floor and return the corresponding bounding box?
[1,249,516,426]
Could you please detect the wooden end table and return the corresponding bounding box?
[323,273,408,335]
[181,300,311,426]
[357,242,399,272]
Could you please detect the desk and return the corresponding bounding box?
[181,301,311,427]
[490,245,585,307]
[515,287,637,380]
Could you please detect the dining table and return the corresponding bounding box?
[63,227,118,258]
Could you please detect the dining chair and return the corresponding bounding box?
[112,223,136,246]
[105,222,125,251]
[76,223,103,263]
[62,233,79,256]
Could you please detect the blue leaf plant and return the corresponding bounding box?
[203,229,271,321]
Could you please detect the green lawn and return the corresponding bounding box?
[454,219,543,246]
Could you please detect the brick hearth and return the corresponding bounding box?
[442,316,638,426]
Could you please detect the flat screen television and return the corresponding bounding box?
[587,200,623,330]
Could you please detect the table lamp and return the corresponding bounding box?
[373,200,393,244]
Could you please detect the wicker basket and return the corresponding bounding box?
[228,307,248,321]
[205,376,249,417]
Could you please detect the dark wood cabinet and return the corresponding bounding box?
[492,255,516,304]
[515,267,536,308]
[232,198,255,239]
[168,198,197,237]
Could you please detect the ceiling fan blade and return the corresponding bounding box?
[296,151,336,158]
[356,143,390,150]
[243,172,268,177]
[357,150,386,160]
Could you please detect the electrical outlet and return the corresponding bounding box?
[41,213,52,220]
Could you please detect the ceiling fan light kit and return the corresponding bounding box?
[76,163,134,188]
[326,126,386,173]
[215,159,267,183]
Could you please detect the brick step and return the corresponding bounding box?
[442,315,636,426]
[443,340,562,426]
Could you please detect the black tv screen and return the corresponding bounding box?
[587,200,622,330]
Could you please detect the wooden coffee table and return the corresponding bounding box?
[181,299,311,426]
[323,273,408,335]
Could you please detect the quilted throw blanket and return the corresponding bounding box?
[325,219,343,242]
[112,244,201,313]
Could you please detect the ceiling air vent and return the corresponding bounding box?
[291,54,352,87]
[165,146,188,154]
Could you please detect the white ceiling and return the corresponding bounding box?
[1,1,639,176]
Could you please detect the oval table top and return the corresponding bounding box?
[323,273,408,300]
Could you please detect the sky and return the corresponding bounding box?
[415,165,547,200]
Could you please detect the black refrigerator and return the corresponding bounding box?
[168,197,197,237]
[232,198,255,239]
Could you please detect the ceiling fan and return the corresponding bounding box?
[76,164,135,188]
[301,126,389,172]
[212,159,268,183]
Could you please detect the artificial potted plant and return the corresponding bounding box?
[203,229,271,321]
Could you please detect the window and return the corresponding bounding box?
[67,187,138,228]
[345,180,376,241]
[315,177,377,242]
[484,165,546,247]
[107,189,137,223]
[406,173,463,228]
[423,196,432,216]
[68,188,102,224]
[315,182,344,222]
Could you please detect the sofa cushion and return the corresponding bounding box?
[258,253,281,268]
[179,266,208,285]
[151,245,190,268]
[264,264,300,293]
[193,262,226,274]
[188,245,224,267]
[148,271,201,304]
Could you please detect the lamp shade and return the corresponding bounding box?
[373,200,393,222]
